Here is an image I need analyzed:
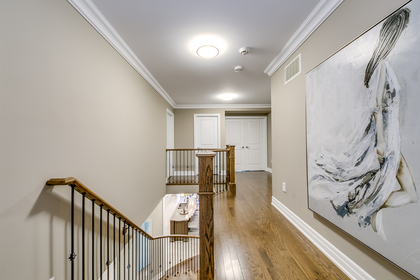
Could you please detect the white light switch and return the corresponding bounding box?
[282,182,286,193]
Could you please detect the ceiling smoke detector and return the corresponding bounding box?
[234,66,243,72]
[239,47,250,55]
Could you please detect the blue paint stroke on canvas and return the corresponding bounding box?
[309,8,418,237]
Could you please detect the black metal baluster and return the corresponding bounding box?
[185,151,190,183]
[100,205,103,279]
[171,151,173,181]
[179,238,185,274]
[69,186,75,280]
[92,200,95,280]
[221,151,224,191]
[149,237,151,280]
[219,151,221,192]
[107,210,110,280]
[179,151,185,183]
[164,238,167,278]
[177,150,179,184]
[159,238,162,277]
[124,222,126,280]
[82,193,85,280]
[140,233,143,280]
[154,240,156,278]
[177,239,179,275]
[119,218,121,280]
[132,227,134,280]
[135,230,138,280]
[213,153,216,193]
[225,150,227,191]
[114,214,116,280]
[152,238,155,278]
[171,239,173,277]
[155,238,157,278]
[128,225,130,280]
[224,151,226,191]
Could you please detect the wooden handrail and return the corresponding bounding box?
[166,148,229,152]
[46,177,199,241]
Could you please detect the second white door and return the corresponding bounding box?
[226,117,267,171]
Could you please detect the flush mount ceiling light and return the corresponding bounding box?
[190,35,226,58]
[218,93,237,101]
[196,45,219,59]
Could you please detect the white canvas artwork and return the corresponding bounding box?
[306,1,420,278]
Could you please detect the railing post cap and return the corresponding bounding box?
[196,151,216,158]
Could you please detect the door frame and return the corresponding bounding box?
[193,113,221,174]
[166,108,174,149]
[193,113,221,149]
[166,109,174,181]
[225,116,268,171]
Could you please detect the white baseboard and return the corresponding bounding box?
[271,196,374,280]
[266,167,272,173]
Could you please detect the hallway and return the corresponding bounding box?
[214,172,349,280]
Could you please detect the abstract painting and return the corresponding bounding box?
[306,1,420,278]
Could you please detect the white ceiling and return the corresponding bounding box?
[73,0,342,108]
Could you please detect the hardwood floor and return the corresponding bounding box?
[213,171,349,280]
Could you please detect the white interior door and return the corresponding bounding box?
[226,117,267,171]
[194,114,220,173]
[166,109,174,149]
[194,114,220,149]
[166,109,174,180]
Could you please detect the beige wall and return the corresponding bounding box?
[144,199,164,237]
[271,0,414,279]
[174,109,226,148]
[267,112,272,169]
[0,0,172,279]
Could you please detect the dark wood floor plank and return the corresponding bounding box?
[214,172,349,280]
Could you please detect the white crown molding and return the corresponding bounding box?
[175,103,271,109]
[67,0,176,108]
[264,0,344,76]
[271,197,374,280]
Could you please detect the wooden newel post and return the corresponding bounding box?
[196,151,216,280]
[229,145,236,192]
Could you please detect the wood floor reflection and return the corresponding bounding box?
[213,171,349,280]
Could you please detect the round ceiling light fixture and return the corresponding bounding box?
[190,35,226,58]
[196,45,219,59]
[218,93,237,101]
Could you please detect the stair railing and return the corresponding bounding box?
[166,145,236,194]
[47,177,199,280]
